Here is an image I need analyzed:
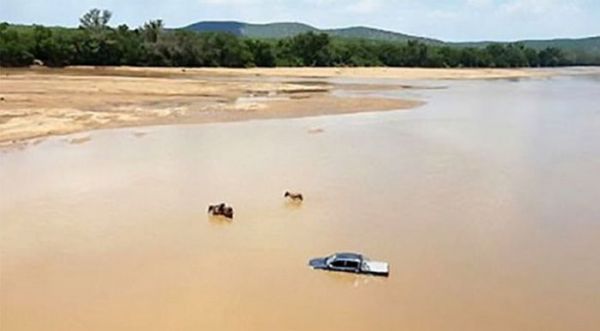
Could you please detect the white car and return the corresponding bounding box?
[309,252,389,276]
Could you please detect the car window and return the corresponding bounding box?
[346,260,359,269]
[330,260,345,268]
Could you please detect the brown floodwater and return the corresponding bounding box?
[1,75,600,331]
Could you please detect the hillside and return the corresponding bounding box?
[183,21,437,43]
[325,26,441,44]
[183,21,600,63]
[457,36,600,51]
[456,36,600,64]
[184,21,317,38]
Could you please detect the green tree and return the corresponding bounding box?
[377,42,405,66]
[539,47,566,67]
[504,43,528,67]
[0,23,34,66]
[245,39,275,67]
[485,44,508,67]
[114,24,145,65]
[142,19,164,43]
[79,8,112,33]
[287,32,332,66]
[524,47,539,67]
[0,18,584,69]
[405,40,429,66]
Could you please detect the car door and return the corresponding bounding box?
[329,260,347,271]
[345,260,360,272]
[330,259,359,272]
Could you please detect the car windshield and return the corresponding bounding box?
[325,255,336,265]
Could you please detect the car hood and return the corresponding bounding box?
[308,257,328,269]
[363,261,389,274]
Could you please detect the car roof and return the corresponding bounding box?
[335,252,363,260]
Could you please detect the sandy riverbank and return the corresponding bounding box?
[1,66,597,147]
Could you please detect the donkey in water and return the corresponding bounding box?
[208,203,234,219]
[284,191,304,202]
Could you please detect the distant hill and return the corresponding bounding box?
[457,36,600,60]
[326,26,441,44]
[457,36,600,51]
[184,21,317,39]
[183,21,600,63]
[183,21,439,43]
[456,36,600,64]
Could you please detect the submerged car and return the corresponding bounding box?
[309,252,389,276]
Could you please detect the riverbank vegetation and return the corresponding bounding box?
[0,9,579,68]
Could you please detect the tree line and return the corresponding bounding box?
[0,9,575,68]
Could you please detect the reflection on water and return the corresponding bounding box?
[319,270,386,288]
[1,75,600,331]
[207,215,234,226]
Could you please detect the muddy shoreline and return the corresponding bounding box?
[1,66,598,147]
[0,66,421,147]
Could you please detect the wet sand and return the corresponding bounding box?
[3,66,597,147]
[0,66,421,146]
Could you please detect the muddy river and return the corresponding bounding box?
[1,75,599,331]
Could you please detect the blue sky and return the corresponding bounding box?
[1,0,599,41]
